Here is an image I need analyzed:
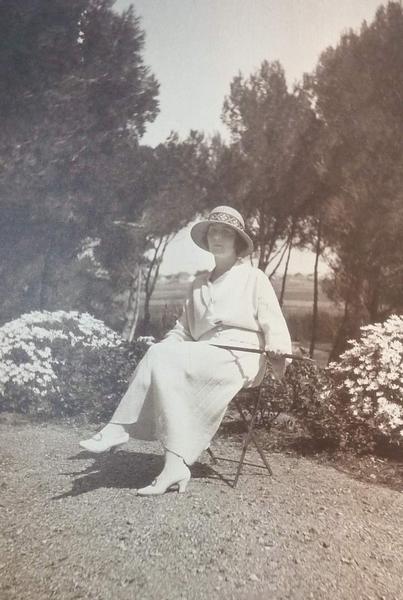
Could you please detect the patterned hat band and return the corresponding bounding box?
[208,212,245,231]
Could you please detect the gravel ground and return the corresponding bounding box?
[1,418,402,600]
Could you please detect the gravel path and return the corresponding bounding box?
[1,419,402,600]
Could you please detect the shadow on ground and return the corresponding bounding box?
[236,427,403,494]
[213,409,403,493]
[52,449,242,500]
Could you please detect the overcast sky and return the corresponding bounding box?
[112,0,384,275]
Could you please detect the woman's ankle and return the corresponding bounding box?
[163,449,188,473]
[101,423,127,436]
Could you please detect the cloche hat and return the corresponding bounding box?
[190,205,253,257]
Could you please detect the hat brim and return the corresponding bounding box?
[190,221,254,257]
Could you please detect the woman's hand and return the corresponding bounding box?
[266,351,286,380]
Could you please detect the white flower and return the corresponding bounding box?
[0,310,124,402]
[328,315,403,436]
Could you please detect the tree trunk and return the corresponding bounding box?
[279,219,296,306]
[122,266,142,342]
[127,268,142,343]
[267,238,288,279]
[142,285,152,335]
[39,231,56,310]
[367,272,380,322]
[328,298,350,363]
[328,274,367,362]
[257,206,266,271]
[279,240,293,307]
[122,276,136,339]
[142,240,162,333]
[309,216,322,358]
[142,234,172,334]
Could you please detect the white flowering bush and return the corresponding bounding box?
[289,315,403,453]
[0,311,148,420]
[326,315,403,449]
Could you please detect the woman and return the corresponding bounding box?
[79,206,292,495]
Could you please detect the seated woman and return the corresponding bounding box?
[79,206,292,495]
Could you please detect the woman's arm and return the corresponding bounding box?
[256,270,292,375]
[161,294,194,343]
[162,311,193,342]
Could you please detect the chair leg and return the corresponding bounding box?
[250,433,273,476]
[236,404,274,477]
[233,393,273,487]
[206,447,218,465]
[233,394,261,487]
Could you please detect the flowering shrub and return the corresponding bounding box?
[326,314,403,449]
[288,315,403,453]
[0,311,148,420]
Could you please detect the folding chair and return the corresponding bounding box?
[206,353,273,488]
[206,350,311,487]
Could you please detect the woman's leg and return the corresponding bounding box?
[136,448,190,496]
[80,343,262,492]
[79,346,157,452]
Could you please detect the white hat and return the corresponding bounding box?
[190,206,253,257]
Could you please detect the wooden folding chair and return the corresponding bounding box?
[207,354,273,488]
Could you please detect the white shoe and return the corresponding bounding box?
[79,431,129,454]
[136,464,191,496]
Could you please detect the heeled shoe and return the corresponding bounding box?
[136,464,191,496]
[79,431,129,454]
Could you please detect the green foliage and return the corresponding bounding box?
[220,60,321,273]
[284,359,361,452]
[0,0,159,321]
[258,366,294,428]
[0,2,209,334]
[304,2,403,355]
[50,339,147,422]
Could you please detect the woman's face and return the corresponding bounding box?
[207,224,237,258]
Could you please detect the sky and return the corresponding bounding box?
[113,0,384,275]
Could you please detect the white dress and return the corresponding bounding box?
[111,260,292,465]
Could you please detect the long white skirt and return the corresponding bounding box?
[111,341,265,465]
